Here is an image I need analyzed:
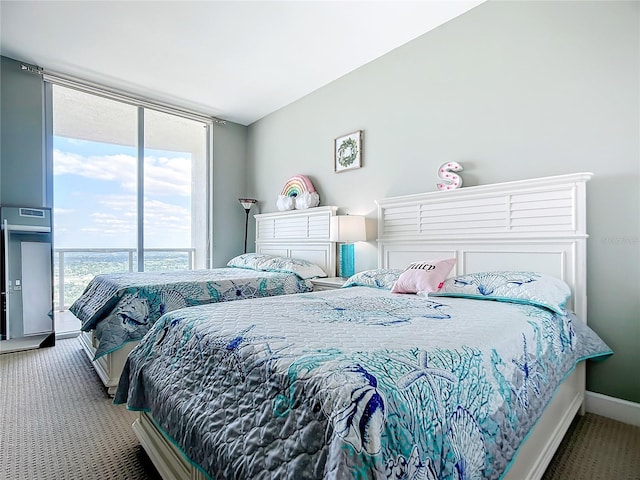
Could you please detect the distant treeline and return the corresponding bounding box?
[53,251,191,309]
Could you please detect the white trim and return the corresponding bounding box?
[585,391,640,427]
[79,331,137,396]
[55,330,80,340]
[2,224,51,233]
[134,413,207,480]
[3,220,10,340]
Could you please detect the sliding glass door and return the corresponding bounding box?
[50,84,210,310]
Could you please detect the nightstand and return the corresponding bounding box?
[310,277,347,291]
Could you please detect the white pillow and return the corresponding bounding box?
[429,271,571,314]
[343,269,403,290]
[227,253,326,279]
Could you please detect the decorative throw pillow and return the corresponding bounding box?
[390,258,456,294]
[343,269,403,290]
[429,270,571,314]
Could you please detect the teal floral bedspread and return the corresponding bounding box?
[115,287,611,480]
[70,268,311,358]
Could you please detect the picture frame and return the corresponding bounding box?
[334,130,362,173]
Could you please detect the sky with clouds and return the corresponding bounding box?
[53,136,192,249]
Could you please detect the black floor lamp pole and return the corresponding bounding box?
[243,209,250,253]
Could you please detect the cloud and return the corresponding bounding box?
[144,156,192,196]
[53,143,199,248]
[76,195,191,246]
[53,207,74,215]
[83,212,136,238]
[78,195,137,240]
[53,149,192,196]
[97,194,137,214]
[54,149,135,183]
[143,199,191,236]
[67,138,89,146]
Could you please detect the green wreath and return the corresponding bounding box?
[337,137,359,167]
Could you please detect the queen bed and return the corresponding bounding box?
[75,206,337,395]
[115,173,612,480]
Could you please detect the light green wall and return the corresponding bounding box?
[1,56,46,207]
[211,121,251,266]
[247,1,640,403]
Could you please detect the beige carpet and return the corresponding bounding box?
[542,409,640,480]
[0,338,159,479]
[1,339,638,480]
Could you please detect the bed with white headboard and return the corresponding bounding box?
[255,205,337,277]
[120,172,610,480]
[78,206,337,395]
[377,172,590,319]
[376,172,592,479]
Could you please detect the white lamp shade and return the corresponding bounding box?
[329,215,366,243]
[239,198,257,210]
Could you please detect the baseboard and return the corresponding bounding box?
[56,330,80,340]
[585,391,640,427]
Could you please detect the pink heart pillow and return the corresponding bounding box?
[391,258,456,294]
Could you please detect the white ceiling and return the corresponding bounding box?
[0,1,483,126]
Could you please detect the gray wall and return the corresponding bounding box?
[211,121,251,266]
[1,56,46,207]
[0,55,248,270]
[247,1,640,403]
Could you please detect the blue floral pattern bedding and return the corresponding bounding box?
[115,287,611,480]
[70,268,312,358]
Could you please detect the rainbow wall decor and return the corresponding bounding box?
[277,175,320,210]
[280,174,317,197]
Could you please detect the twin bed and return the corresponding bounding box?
[74,206,338,395]
[110,172,609,480]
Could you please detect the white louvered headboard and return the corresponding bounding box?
[254,206,338,277]
[376,172,593,320]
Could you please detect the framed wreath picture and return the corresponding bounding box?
[334,130,363,173]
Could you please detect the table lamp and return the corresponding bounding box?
[329,215,366,278]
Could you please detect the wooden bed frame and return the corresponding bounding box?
[79,206,337,395]
[130,172,593,480]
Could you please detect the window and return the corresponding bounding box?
[49,84,211,309]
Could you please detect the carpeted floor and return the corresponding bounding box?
[1,339,638,480]
[542,409,640,480]
[0,338,159,479]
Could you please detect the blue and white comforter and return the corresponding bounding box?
[70,268,312,358]
[115,287,611,480]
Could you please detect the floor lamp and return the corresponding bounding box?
[329,215,366,278]
[239,198,257,253]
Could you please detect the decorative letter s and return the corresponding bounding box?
[436,162,464,191]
